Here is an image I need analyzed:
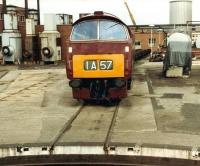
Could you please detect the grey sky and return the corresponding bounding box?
[5,0,200,25]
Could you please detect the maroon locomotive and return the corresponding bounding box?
[66,11,134,101]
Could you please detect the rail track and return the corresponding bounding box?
[49,101,120,154]
[104,102,120,153]
[49,104,86,153]
[0,71,8,79]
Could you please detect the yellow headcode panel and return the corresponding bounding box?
[73,54,124,78]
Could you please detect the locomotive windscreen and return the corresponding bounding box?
[71,20,129,41]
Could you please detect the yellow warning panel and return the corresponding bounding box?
[73,54,124,78]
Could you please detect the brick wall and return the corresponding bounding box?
[57,25,72,61]
[135,32,167,52]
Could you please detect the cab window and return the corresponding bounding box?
[71,19,128,41]
[99,20,127,40]
[71,21,98,40]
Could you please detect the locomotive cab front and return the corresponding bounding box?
[66,11,134,101]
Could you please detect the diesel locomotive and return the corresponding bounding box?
[66,11,134,101]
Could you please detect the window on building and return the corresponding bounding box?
[20,15,25,22]
[149,38,156,47]
[135,41,141,46]
[18,15,25,22]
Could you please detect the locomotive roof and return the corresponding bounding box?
[73,11,127,27]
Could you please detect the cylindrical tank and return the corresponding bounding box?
[4,14,18,30]
[56,14,73,25]
[28,9,39,25]
[2,11,22,64]
[26,19,35,36]
[196,37,200,48]
[39,14,61,63]
[170,0,192,25]
[6,5,17,15]
[44,14,57,31]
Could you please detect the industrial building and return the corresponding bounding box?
[0,2,73,63]
[0,0,199,63]
[134,30,166,51]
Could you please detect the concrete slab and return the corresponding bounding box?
[111,131,200,148]
[111,62,200,149]
[0,71,7,78]
[114,96,157,133]
[58,105,116,145]
[147,68,200,135]
[0,69,82,146]
[0,71,20,93]
[0,70,20,83]
[115,75,157,133]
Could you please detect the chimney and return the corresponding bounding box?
[25,0,28,18]
[2,0,7,14]
[37,0,40,25]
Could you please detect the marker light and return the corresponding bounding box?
[68,47,72,53]
[125,46,129,53]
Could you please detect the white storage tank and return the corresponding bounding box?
[26,18,35,36]
[196,37,200,48]
[6,5,17,15]
[170,0,192,24]
[163,32,192,77]
[169,0,192,33]
[28,9,39,25]
[56,14,73,25]
[39,14,61,64]
[1,5,22,64]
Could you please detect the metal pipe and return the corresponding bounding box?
[2,0,6,30]
[37,0,40,25]
[150,28,153,56]
[149,24,155,56]
[2,0,7,14]
[25,0,28,18]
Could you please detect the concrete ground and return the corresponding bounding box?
[0,67,82,146]
[111,61,200,148]
[0,61,200,160]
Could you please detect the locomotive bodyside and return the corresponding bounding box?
[66,12,134,101]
